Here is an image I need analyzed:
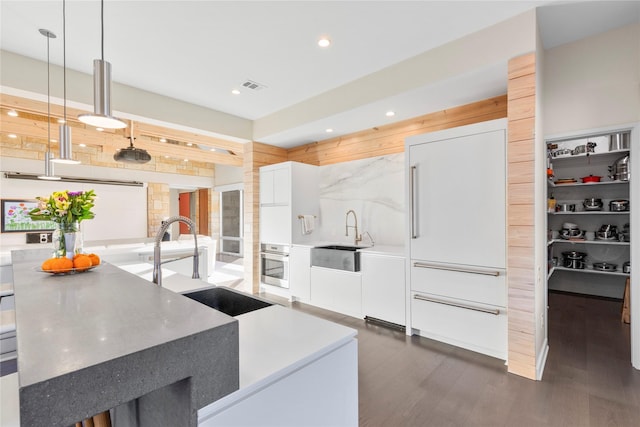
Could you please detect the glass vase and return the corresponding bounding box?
[52,221,83,259]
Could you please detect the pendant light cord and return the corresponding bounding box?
[63,0,67,122]
[101,0,104,61]
[47,33,51,151]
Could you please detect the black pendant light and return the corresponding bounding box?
[51,0,80,165]
[37,28,61,180]
[114,121,151,164]
[78,0,126,129]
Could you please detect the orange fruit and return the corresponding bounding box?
[73,254,93,271]
[41,258,56,271]
[52,257,73,273]
[87,253,100,266]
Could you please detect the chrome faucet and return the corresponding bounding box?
[153,215,200,287]
[345,209,362,246]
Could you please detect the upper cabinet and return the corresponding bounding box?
[259,162,319,245]
[260,167,290,206]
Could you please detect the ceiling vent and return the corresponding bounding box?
[241,79,267,91]
[114,121,151,164]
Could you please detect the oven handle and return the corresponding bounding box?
[261,252,289,261]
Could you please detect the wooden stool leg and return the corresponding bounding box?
[82,417,94,427]
[622,277,630,324]
[92,411,112,427]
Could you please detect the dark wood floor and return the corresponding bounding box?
[284,292,640,427]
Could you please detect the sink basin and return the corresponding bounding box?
[311,245,361,271]
[183,287,273,317]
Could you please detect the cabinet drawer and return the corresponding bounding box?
[411,292,506,360]
[410,262,506,307]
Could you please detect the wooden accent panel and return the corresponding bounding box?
[506,52,537,380]
[0,94,243,168]
[198,189,210,236]
[287,95,507,166]
[243,142,288,293]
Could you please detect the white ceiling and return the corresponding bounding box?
[1,1,638,148]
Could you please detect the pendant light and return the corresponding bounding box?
[78,0,126,129]
[37,28,61,180]
[52,0,80,165]
[113,121,151,163]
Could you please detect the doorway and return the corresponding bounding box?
[220,189,243,256]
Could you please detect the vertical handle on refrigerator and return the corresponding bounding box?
[410,165,417,239]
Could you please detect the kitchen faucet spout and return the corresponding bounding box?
[153,215,200,287]
[345,209,362,246]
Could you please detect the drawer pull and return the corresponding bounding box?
[413,294,500,316]
[413,262,500,277]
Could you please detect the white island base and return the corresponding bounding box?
[198,305,358,427]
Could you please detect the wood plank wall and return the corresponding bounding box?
[506,53,537,380]
[288,95,507,166]
[243,142,288,293]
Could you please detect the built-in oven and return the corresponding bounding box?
[260,243,290,288]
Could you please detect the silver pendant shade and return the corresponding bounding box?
[37,28,61,180]
[51,0,80,165]
[77,0,126,129]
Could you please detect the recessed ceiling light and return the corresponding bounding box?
[386,111,396,117]
[159,138,167,143]
[325,128,333,133]
[318,37,331,48]
[7,110,18,117]
[183,159,188,162]
[79,143,86,147]
[210,148,216,152]
[231,89,240,95]
[8,134,17,138]
[164,155,169,159]
[96,127,104,132]
[50,139,57,143]
[186,143,193,147]
[57,118,65,124]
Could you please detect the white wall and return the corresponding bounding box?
[0,174,147,248]
[0,157,215,250]
[215,164,243,187]
[543,23,640,135]
[318,154,404,246]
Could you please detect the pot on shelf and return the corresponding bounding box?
[609,199,629,212]
[581,175,601,183]
[556,203,576,212]
[609,132,630,151]
[562,251,587,269]
[583,198,603,211]
[608,154,630,181]
[623,261,631,274]
[593,262,617,272]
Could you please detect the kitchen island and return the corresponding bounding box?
[9,248,358,426]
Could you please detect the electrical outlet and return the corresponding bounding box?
[26,232,52,244]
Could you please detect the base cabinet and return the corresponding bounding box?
[310,267,362,318]
[198,340,358,427]
[411,292,507,360]
[361,253,405,326]
[289,246,311,303]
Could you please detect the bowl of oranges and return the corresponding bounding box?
[40,253,101,274]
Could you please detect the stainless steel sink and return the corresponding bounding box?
[311,245,362,272]
[182,287,273,317]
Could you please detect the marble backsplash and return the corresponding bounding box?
[318,153,405,246]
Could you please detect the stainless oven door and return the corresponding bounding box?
[260,251,290,288]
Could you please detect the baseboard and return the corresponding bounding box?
[536,338,549,381]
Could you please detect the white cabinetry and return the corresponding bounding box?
[405,119,507,360]
[361,253,405,326]
[310,267,362,318]
[260,167,290,206]
[289,246,311,303]
[546,132,631,298]
[259,162,319,245]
